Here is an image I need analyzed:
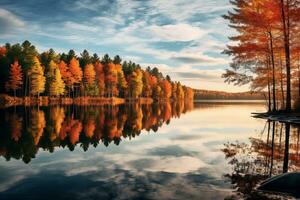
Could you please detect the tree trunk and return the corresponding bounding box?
[269,31,277,111]
[24,74,28,96]
[270,121,276,177]
[298,55,300,98]
[283,123,290,173]
[267,56,272,112]
[280,0,291,112]
[279,56,285,109]
[28,77,31,97]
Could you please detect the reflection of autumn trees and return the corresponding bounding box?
[28,109,46,145]
[48,107,65,141]
[10,114,23,142]
[0,100,193,163]
[222,121,300,199]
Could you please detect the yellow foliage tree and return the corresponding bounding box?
[49,68,65,96]
[129,69,143,98]
[28,57,46,98]
[116,64,127,97]
[27,109,46,145]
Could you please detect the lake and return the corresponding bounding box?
[0,102,299,200]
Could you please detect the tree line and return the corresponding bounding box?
[223,0,300,112]
[0,41,194,101]
[194,89,265,100]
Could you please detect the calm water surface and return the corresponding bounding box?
[0,102,299,200]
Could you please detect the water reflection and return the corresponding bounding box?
[222,121,300,199]
[2,102,299,200]
[0,101,193,164]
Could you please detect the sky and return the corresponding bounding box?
[0,0,249,92]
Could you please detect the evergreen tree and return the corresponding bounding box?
[102,54,111,65]
[67,50,76,63]
[80,49,91,67]
[113,55,122,65]
[92,53,100,64]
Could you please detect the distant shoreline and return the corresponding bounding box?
[194,99,266,103]
[193,89,265,101]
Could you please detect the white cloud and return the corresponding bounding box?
[0,8,25,35]
[64,21,99,33]
[65,166,99,176]
[148,0,230,22]
[92,16,124,26]
[171,52,229,65]
[122,55,142,62]
[74,0,111,11]
[147,24,206,42]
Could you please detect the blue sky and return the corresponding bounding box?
[0,0,249,92]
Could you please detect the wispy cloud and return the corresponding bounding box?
[0,8,25,36]
[171,53,229,65]
[147,24,206,42]
[0,0,248,91]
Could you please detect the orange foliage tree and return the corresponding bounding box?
[105,63,118,97]
[6,61,23,97]
[223,0,300,112]
[58,60,74,97]
[0,46,6,57]
[69,57,82,97]
[0,41,194,101]
[160,79,172,99]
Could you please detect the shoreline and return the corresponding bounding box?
[194,99,265,103]
[0,94,193,108]
[252,112,300,124]
[0,94,268,108]
[0,94,154,107]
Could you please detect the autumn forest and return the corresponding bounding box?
[1,0,300,199]
[223,0,300,113]
[0,41,194,106]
